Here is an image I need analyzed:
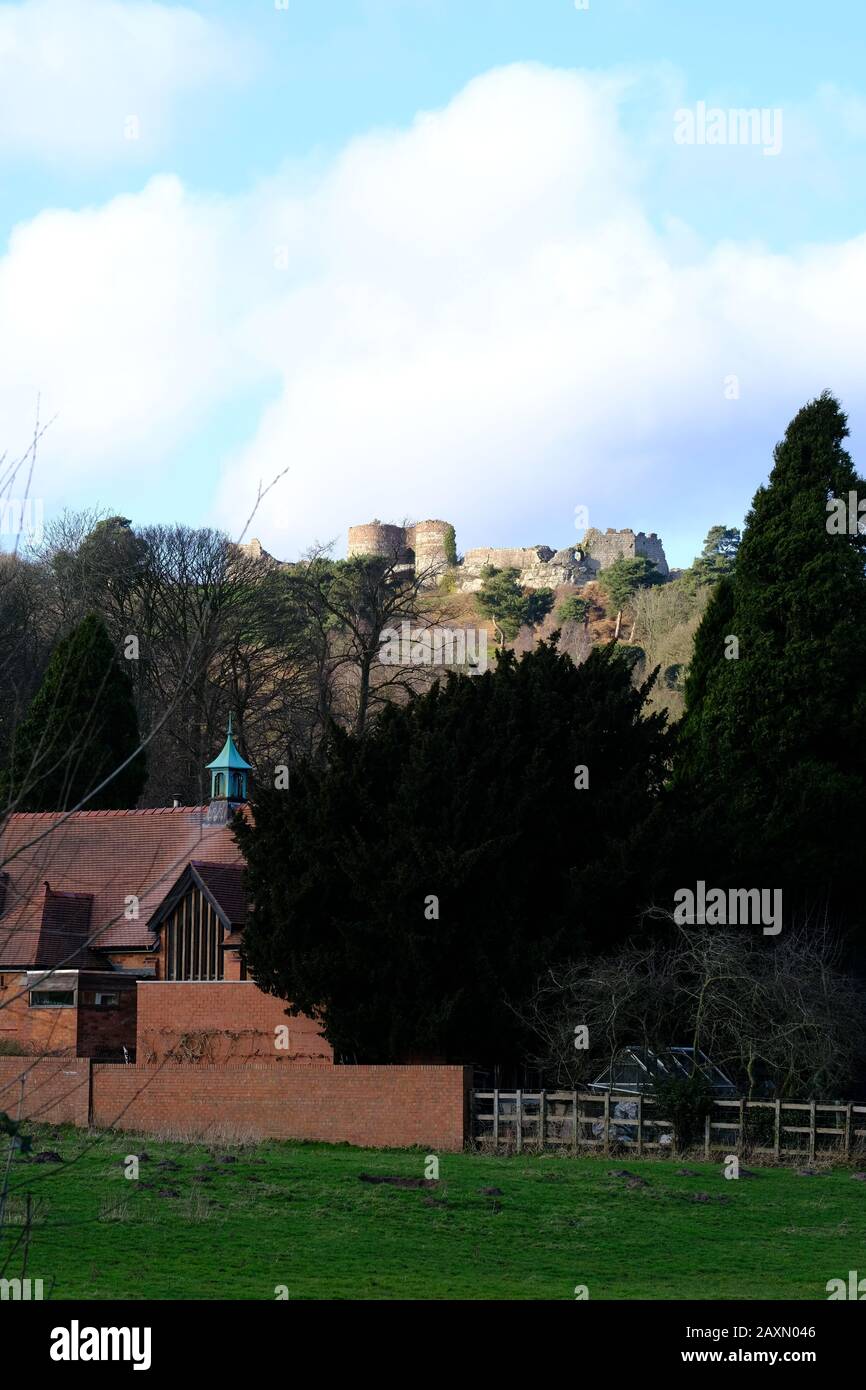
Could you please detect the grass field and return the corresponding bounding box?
[3,1125,865,1300]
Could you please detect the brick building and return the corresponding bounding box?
[0,721,331,1066]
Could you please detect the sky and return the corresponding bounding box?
[2,0,866,568]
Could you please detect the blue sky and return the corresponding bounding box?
[2,0,866,568]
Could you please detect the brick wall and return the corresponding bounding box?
[136,981,333,1065]
[0,1057,90,1125]
[0,1057,469,1150]
[91,1063,469,1149]
[77,981,137,1058]
[0,971,137,1058]
[0,973,78,1055]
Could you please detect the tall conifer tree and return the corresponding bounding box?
[2,613,147,812]
[675,392,866,911]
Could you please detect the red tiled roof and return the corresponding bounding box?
[190,861,247,928]
[35,887,103,970]
[0,807,247,966]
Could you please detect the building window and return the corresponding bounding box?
[214,772,226,797]
[164,886,224,981]
[30,990,75,1008]
[80,990,120,1008]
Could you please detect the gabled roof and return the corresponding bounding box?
[191,861,247,927]
[0,806,247,959]
[147,860,248,935]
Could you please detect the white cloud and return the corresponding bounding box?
[2,63,866,562]
[0,0,245,162]
[214,65,866,556]
[0,175,260,486]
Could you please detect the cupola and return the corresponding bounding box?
[206,715,252,804]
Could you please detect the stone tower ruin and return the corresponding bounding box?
[346,521,409,563]
[347,519,452,586]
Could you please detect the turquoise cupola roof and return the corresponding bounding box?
[206,714,253,802]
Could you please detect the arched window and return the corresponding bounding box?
[214,772,226,798]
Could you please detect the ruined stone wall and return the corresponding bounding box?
[457,545,591,593]
[463,546,553,571]
[580,528,669,578]
[635,531,669,576]
[581,527,637,571]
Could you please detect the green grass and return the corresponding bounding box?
[3,1125,865,1299]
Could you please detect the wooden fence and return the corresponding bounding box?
[471,1090,866,1159]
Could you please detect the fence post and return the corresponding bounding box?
[845,1103,852,1159]
[539,1091,547,1151]
[704,1111,711,1161]
[738,1099,745,1155]
[774,1099,781,1160]
[572,1090,578,1156]
[515,1090,523,1154]
[637,1094,643,1158]
[493,1089,499,1151]
[809,1100,816,1164]
[603,1092,610,1156]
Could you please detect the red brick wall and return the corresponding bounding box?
[136,982,333,1065]
[0,972,137,1058]
[91,1063,469,1150]
[0,1056,469,1150]
[223,949,243,981]
[0,973,78,1055]
[0,1057,90,1125]
[76,984,137,1059]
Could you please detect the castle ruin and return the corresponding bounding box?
[346,521,669,591]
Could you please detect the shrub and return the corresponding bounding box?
[653,1073,715,1152]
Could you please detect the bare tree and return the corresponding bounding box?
[521,919,866,1098]
[283,548,450,739]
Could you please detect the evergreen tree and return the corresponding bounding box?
[599,555,664,638]
[674,392,866,914]
[676,575,735,776]
[2,613,147,812]
[476,566,528,642]
[237,640,672,1063]
[556,595,590,627]
[683,525,740,591]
